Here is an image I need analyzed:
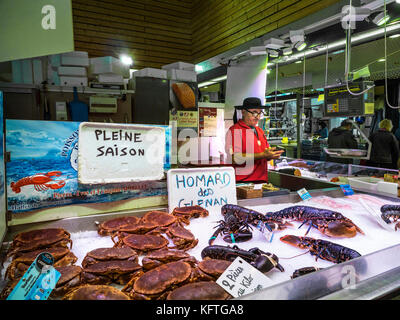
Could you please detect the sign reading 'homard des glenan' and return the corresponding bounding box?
[167,167,237,211]
[78,122,166,184]
[0,0,74,62]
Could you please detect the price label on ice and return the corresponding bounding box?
[297,188,312,201]
[340,184,354,196]
[7,252,61,300]
[216,257,274,298]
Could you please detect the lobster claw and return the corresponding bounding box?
[222,232,252,243]
[251,254,284,273]
[248,248,285,273]
[322,220,358,238]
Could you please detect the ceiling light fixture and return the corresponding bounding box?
[120,55,133,65]
[268,49,280,58]
[372,11,390,26]
[283,47,293,56]
[264,38,286,49]
[290,29,307,51]
[249,46,267,56]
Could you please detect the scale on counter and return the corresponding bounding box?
[323,120,371,160]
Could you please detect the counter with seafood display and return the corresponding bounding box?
[272,157,399,197]
[1,181,400,300]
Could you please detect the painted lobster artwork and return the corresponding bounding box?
[10,171,66,193]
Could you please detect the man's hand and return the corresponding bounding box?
[263,147,284,160]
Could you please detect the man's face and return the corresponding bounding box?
[243,109,263,127]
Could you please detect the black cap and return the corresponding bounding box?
[235,97,265,110]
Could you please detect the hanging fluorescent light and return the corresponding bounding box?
[290,29,307,51]
[249,46,267,56]
[277,22,400,66]
[268,49,280,58]
[283,47,293,56]
[295,42,307,51]
[120,55,133,65]
[264,38,286,49]
[372,11,390,26]
[195,65,204,72]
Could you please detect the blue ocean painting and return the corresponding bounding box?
[6,120,168,213]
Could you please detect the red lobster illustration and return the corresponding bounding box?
[10,171,66,193]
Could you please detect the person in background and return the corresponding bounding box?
[225,97,284,183]
[367,119,400,169]
[327,119,358,164]
[315,121,328,139]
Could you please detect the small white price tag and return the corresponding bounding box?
[253,183,263,190]
[216,257,274,298]
[297,188,312,201]
[256,221,274,242]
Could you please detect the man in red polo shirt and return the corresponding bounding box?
[226,97,284,183]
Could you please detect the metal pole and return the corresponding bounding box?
[296,93,302,158]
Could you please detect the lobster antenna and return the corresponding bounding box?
[278,250,310,260]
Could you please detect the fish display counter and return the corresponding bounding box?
[272,157,398,197]
[2,185,400,300]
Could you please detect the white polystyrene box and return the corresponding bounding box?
[89,56,129,77]
[61,51,89,67]
[98,74,124,83]
[59,76,88,87]
[134,68,167,79]
[377,181,397,196]
[167,69,197,82]
[58,66,87,77]
[348,177,381,192]
[162,62,196,72]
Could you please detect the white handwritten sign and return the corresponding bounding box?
[78,122,165,184]
[167,167,237,211]
[216,257,274,298]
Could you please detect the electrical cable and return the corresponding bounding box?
[383,0,400,108]
[344,0,375,96]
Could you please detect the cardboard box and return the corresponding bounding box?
[162,62,196,72]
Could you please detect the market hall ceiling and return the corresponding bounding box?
[71,0,343,70]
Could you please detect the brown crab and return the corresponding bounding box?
[141,248,197,271]
[63,284,131,300]
[165,223,198,251]
[82,260,142,285]
[50,265,83,298]
[7,228,72,258]
[167,281,231,300]
[117,211,181,236]
[81,247,138,268]
[97,216,140,236]
[194,259,232,281]
[171,205,209,225]
[122,261,193,300]
[5,247,78,280]
[114,233,169,255]
[0,279,19,300]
